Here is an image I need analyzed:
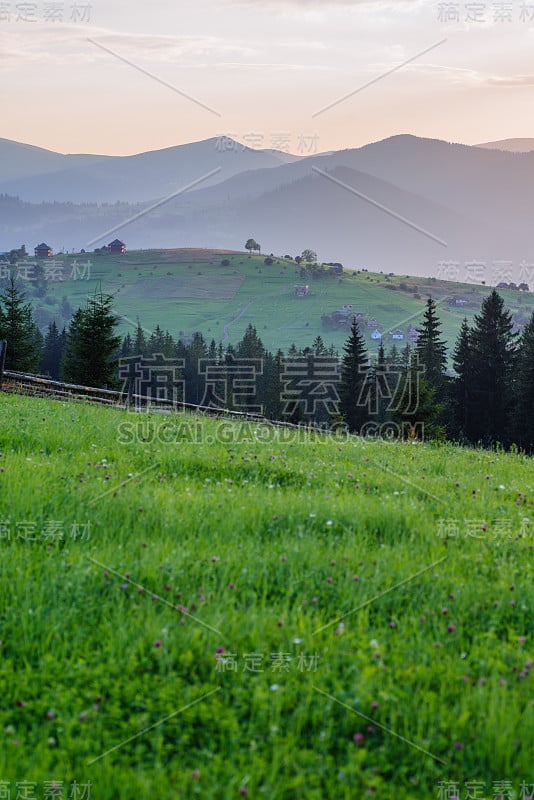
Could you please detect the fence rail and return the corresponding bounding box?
[0,369,337,435]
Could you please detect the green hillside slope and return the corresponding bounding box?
[8,248,534,355]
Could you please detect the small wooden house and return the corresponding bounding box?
[108,239,126,254]
[35,243,52,258]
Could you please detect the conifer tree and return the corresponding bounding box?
[449,319,472,441]
[61,293,121,388]
[40,320,65,379]
[0,277,41,372]
[512,310,534,451]
[339,319,370,433]
[416,298,448,395]
[469,289,517,445]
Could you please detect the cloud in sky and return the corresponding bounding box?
[486,74,534,86]
[1,0,533,154]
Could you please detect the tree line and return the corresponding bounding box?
[1,275,534,451]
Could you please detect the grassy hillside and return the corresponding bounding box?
[0,393,532,798]
[17,248,534,355]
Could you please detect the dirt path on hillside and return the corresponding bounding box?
[222,300,255,341]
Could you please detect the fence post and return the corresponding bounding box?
[0,340,6,390]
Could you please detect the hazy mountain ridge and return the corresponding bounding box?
[2,134,534,279]
[0,136,301,204]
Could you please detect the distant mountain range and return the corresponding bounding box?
[0,136,301,204]
[2,133,534,280]
[476,138,534,153]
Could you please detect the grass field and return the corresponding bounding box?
[17,248,534,356]
[0,393,532,799]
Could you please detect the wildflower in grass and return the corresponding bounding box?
[137,587,144,594]
[312,597,318,604]
[353,732,364,744]
[447,624,455,633]
[454,741,463,749]
[79,712,88,722]
[239,788,248,796]
[153,640,162,648]
[164,584,171,591]
[371,701,379,709]
[228,582,235,589]
[353,575,359,581]
[191,770,200,780]
[389,621,396,629]
[327,577,333,583]
[120,583,128,590]
[45,710,55,720]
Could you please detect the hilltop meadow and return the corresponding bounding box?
[5,248,533,356]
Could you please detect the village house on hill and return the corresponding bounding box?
[108,239,126,254]
[34,243,52,258]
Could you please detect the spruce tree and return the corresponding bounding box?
[61,293,121,388]
[393,350,445,441]
[449,319,472,441]
[61,308,85,383]
[40,320,65,379]
[416,298,448,395]
[368,341,389,424]
[120,332,133,358]
[469,289,517,445]
[512,310,534,451]
[133,320,147,357]
[0,277,41,372]
[339,319,370,434]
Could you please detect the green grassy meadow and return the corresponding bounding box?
[0,393,532,798]
[23,248,534,355]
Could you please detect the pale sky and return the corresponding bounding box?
[1,0,533,155]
